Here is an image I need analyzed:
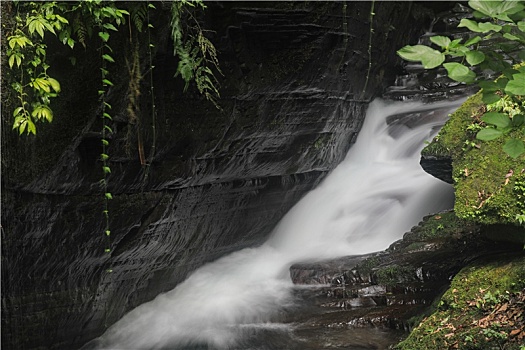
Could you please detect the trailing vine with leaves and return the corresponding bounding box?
[5,1,221,259]
[397,0,525,159]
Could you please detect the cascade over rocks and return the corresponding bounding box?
[2,2,456,349]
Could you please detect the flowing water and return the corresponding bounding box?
[83,98,463,350]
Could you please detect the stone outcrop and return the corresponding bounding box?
[1,2,442,349]
[285,212,523,349]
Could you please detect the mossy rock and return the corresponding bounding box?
[395,254,525,350]
[422,92,525,228]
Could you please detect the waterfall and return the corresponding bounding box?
[83,98,463,350]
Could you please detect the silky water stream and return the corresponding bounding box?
[83,98,464,350]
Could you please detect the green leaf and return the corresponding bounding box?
[512,114,525,127]
[468,0,502,18]
[465,35,482,46]
[47,78,61,93]
[103,23,118,32]
[459,19,482,32]
[102,54,115,63]
[102,139,109,146]
[478,22,502,33]
[518,21,525,32]
[443,62,476,83]
[103,166,111,174]
[105,192,113,199]
[13,107,24,117]
[397,45,445,69]
[103,112,112,120]
[31,105,53,122]
[148,3,156,9]
[503,138,525,158]
[8,55,15,68]
[481,112,511,128]
[482,92,502,105]
[465,50,485,65]
[497,1,525,15]
[476,127,503,141]
[98,31,110,42]
[505,73,525,95]
[104,248,111,253]
[503,32,520,41]
[26,119,36,135]
[104,125,113,133]
[105,230,111,236]
[430,36,451,48]
[101,153,109,161]
[102,79,114,86]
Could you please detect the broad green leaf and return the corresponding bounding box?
[503,138,525,158]
[519,21,525,32]
[476,127,503,140]
[468,0,502,18]
[503,32,520,41]
[103,166,111,174]
[465,35,482,46]
[47,78,61,92]
[100,153,109,161]
[443,62,476,83]
[397,45,445,69]
[505,73,525,95]
[98,31,110,42]
[478,22,502,33]
[430,36,451,48]
[102,23,118,32]
[482,92,502,105]
[479,80,499,92]
[512,114,525,127]
[482,112,511,128]
[459,19,482,32]
[105,192,113,199]
[465,50,485,65]
[497,1,525,15]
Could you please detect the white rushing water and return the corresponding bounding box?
[86,98,463,350]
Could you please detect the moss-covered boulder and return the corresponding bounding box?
[422,93,525,228]
[395,254,525,350]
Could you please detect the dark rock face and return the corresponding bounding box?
[2,2,439,349]
[420,155,453,184]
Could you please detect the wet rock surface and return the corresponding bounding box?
[285,211,523,349]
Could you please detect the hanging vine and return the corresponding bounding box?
[362,0,376,99]
[5,1,222,260]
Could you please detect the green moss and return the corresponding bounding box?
[396,254,525,350]
[423,92,525,228]
[375,264,415,286]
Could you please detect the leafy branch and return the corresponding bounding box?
[397,0,525,159]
